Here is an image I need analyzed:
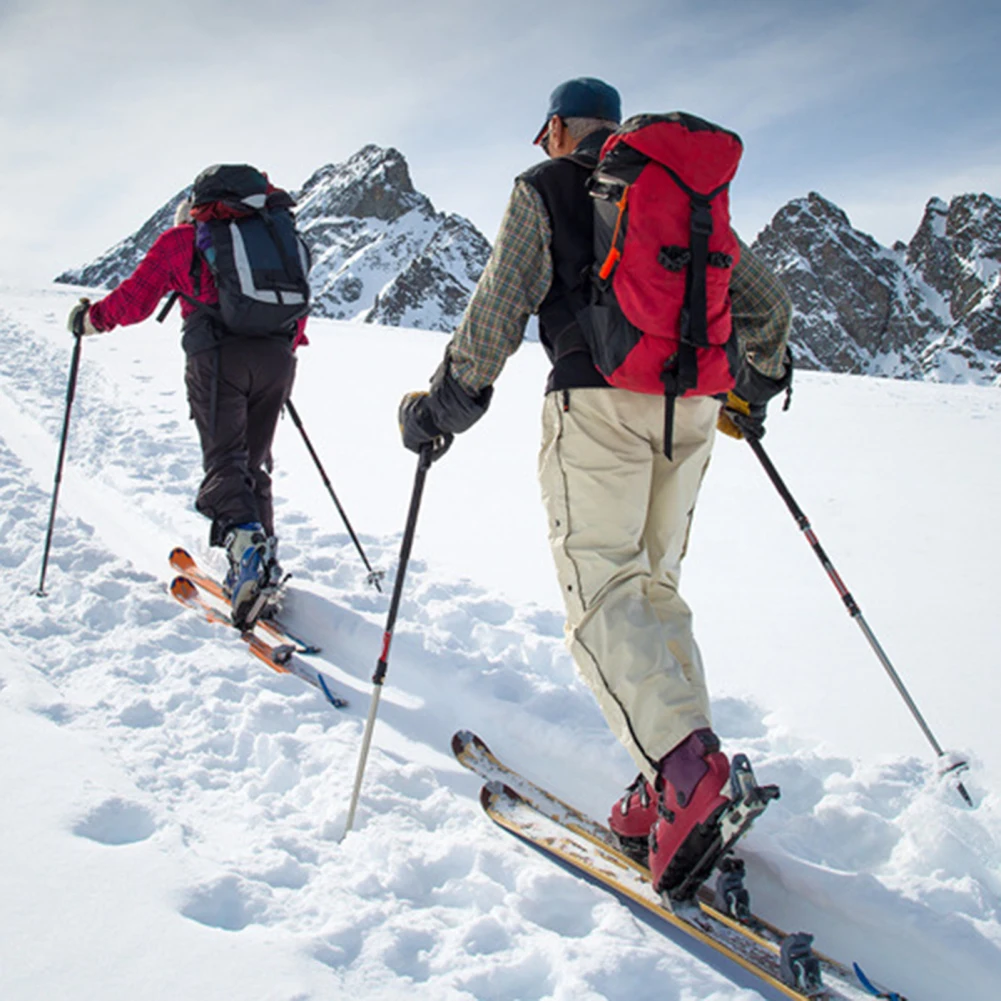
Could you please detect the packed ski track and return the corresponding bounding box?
[1,282,1000,1000]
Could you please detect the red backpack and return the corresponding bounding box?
[577,113,743,455]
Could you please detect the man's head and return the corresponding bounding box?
[533,77,621,158]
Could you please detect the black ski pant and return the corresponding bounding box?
[184,338,296,547]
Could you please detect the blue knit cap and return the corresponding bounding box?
[533,77,622,144]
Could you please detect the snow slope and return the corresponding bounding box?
[0,280,999,1000]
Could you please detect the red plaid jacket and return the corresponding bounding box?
[88,225,308,347]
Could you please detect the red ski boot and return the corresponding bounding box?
[608,773,658,864]
[648,728,730,899]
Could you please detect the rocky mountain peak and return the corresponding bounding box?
[776,191,852,230]
[758,191,886,264]
[296,144,428,224]
[752,190,1001,384]
[55,145,491,334]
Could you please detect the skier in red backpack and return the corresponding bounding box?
[399,79,793,899]
[67,164,310,629]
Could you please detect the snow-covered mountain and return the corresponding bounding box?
[2,281,1001,1000]
[53,152,1001,385]
[55,145,491,333]
[751,192,1001,385]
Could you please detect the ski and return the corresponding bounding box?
[168,546,320,654]
[169,576,347,708]
[453,731,906,1001]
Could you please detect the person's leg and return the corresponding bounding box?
[538,387,713,783]
[185,346,259,545]
[244,340,296,539]
[641,395,719,722]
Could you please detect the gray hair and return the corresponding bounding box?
[564,116,620,140]
[173,195,194,226]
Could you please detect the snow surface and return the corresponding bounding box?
[1,280,1000,1000]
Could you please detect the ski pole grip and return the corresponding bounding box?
[72,297,91,338]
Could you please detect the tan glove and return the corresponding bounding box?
[717,391,766,440]
[66,298,100,337]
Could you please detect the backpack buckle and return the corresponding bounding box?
[689,200,714,236]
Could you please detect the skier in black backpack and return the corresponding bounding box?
[67,164,311,629]
[399,79,793,900]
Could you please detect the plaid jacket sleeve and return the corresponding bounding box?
[729,236,792,381]
[446,180,553,393]
[88,227,196,331]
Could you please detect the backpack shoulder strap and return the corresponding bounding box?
[156,240,207,324]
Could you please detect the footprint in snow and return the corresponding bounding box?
[73,797,157,845]
[180,874,271,931]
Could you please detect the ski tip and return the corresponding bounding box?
[169,575,198,600]
[169,547,195,571]
[480,780,519,810]
[452,730,490,759]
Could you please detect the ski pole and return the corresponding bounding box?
[37,300,88,597]
[746,434,974,808]
[343,438,449,836]
[284,398,384,592]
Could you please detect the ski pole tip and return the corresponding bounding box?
[956,780,974,808]
[937,752,975,807]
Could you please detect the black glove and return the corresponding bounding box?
[398,355,494,455]
[717,348,793,441]
[399,391,451,452]
[66,297,98,337]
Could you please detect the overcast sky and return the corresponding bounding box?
[1,0,999,284]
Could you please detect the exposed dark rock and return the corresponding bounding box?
[751,191,1001,384]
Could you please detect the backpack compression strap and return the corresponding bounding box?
[656,169,733,459]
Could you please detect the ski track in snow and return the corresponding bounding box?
[1,286,1000,1000]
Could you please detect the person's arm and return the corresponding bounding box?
[717,237,794,440]
[88,227,192,331]
[445,179,553,393]
[399,180,553,451]
[729,236,792,381]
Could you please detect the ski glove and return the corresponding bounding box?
[66,298,99,337]
[398,355,494,454]
[717,348,793,441]
[399,391,451,452]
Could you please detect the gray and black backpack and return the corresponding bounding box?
[183,163,311,338]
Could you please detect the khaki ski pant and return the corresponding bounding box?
[538,388,718,782]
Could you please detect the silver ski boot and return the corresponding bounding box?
[224,523,271,629]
